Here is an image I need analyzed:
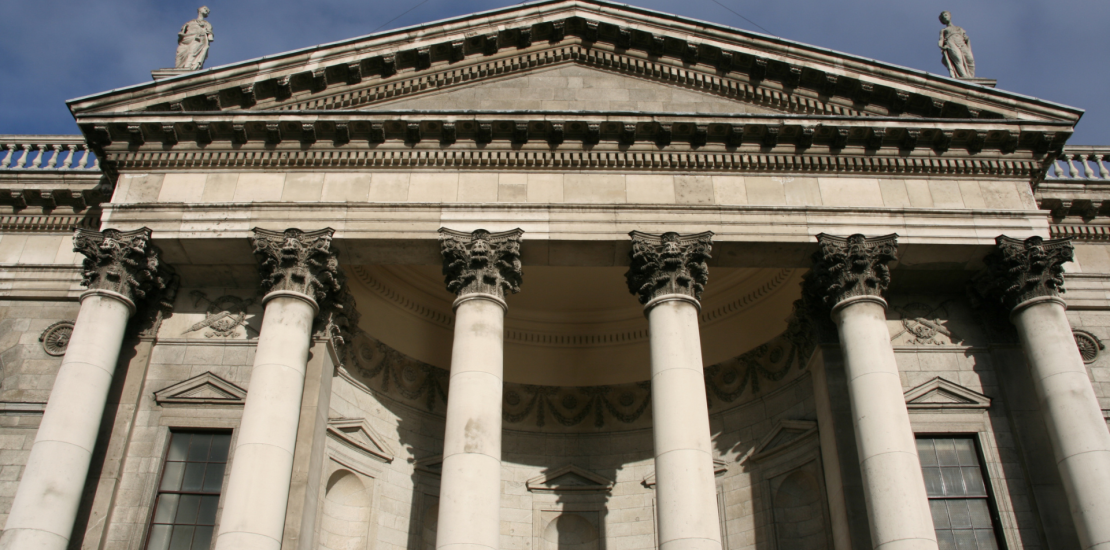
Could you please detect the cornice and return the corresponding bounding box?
[67,1,1081,124]
[0,214,97,233]
[76,114,1061,179]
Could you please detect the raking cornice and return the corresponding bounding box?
[66,0,1082,125]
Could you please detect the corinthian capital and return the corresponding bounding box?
[971,235,1073,312]
[74,228,173,306]
[802,233,898,313]
[250,228,344,305]
[438,228,524,299]
[625,231,713,305]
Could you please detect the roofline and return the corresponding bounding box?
[66,0,1083,119]
[73,110,1077,127]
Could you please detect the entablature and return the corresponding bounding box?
[78,112,1067,179]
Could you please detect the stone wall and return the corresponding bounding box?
[0,299,79,528]
[113,171,1038,211]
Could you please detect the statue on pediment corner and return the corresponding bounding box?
[175,6,214,71]
[938,11,975,79]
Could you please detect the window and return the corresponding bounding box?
[917,437,1002,550]
[147,431,231,550]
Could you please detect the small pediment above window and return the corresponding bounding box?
[746,420,818,463]
[528,464,613,493]
[153,372,246,406]
[643,459,728,487]
[904,377,991,410]
[326,417,395,464]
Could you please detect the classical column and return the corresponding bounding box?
[214,228,347,550]
[974,236,1110,550]
[435,228,523,550]
[803,234,937,550]
[0,228,173,550]
[626,231,721,550]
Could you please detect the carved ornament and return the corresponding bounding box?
[625,231,713,305]
[250,227,343,305]
[971,235,1073,312]
[182,291,254,338]
[39,321,74,356]
[801,233,898,315]
[1073,329,1104,364]
[73,228,173,306]
[438,228,523,300]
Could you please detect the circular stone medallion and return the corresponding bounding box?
[39,321,75,357]
[1074,330,1104,364]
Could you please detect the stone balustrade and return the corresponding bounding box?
[0,136,98,171]
[1047,146,1110,180]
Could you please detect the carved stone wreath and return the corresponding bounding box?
[1073,330,1105,364]
[39,321,75,356]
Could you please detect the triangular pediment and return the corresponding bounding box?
[326,417,395,463]
[745,420,818,463]
[365,64,779,114]
[154,372,246,406]
[904,377,991,410]
[528,464,613,492]
[643,459,728,487]
[69,0,1079,125]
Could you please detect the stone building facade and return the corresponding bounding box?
[1,1,1110,550]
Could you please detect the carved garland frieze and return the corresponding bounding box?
[801,233,898,315]
[438,228,524,300]
[971,235,1073,312]
[337,317,814,431]
[626,231,713,305]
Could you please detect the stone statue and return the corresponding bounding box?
[175,6,214,71]
[938,11,975,79]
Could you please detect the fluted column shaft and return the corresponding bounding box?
[805,234,936,550]
[627,231,721,550]
[977,236,1110,550]
[1,229,171,550]
[215,228,347,550]
[435,228,523,550]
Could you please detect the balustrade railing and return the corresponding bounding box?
[1046,146,1110,181]
[0,136,98,171]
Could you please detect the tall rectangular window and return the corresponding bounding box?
[147,431,232,550]
[917,436,1002,550]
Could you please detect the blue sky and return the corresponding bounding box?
[2,0,1108,144]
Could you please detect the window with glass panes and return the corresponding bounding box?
[916,437,1002,550]
[147,431,231,550]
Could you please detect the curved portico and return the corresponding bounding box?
[4,2,1108,550]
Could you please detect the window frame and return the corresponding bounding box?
[143,428,233,550]
[915,432,1008,550]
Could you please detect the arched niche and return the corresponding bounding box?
[542,513,600,550]
[319,469,373,550]
[773,470,828,550]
